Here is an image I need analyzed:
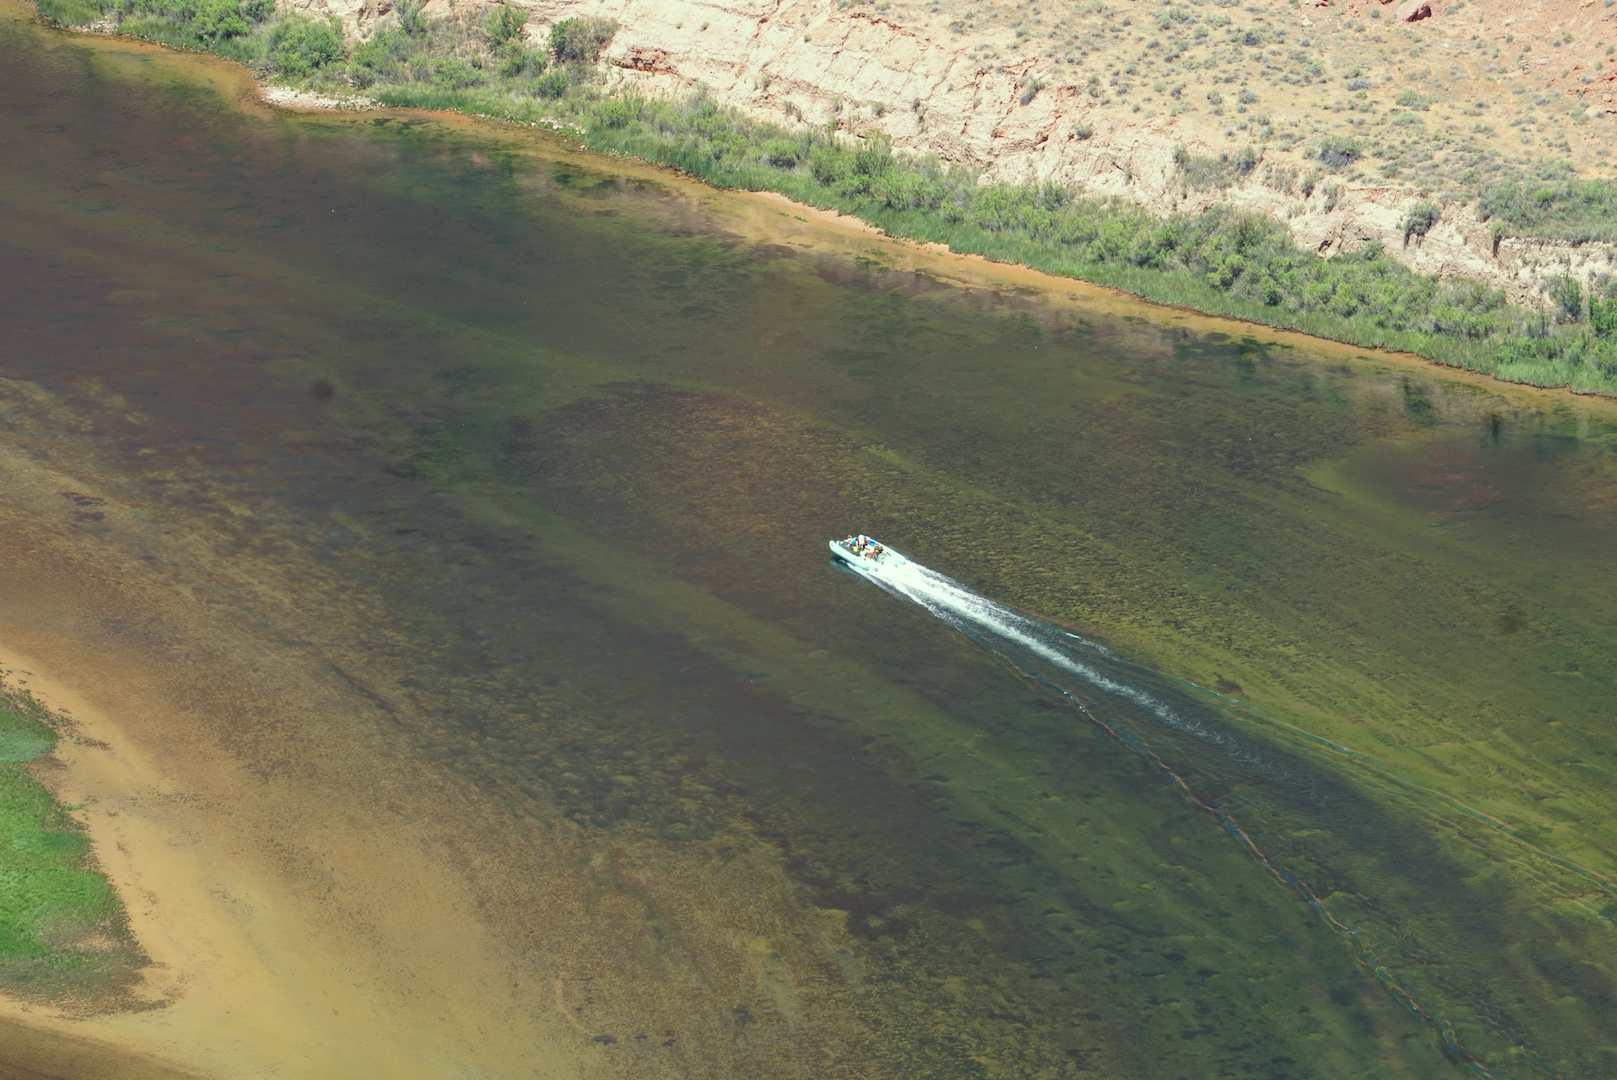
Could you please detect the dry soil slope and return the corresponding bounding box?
[308,0,1617,303]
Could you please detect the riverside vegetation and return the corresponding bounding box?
[0,684,140,999]
[34,0,1617,394]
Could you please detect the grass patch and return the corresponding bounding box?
[34,0,110,26]
[0,685,134,995]
[1173,144,1258,191]
[1481,168,1617,244]
[34,0,1617,395]
[566,96,1616,393]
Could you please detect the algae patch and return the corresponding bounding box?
[0,680,143,1005]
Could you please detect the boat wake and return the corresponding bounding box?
[834,543,1506,1076]
[849,547,1271,778]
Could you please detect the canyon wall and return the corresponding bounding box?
[300,0,1617,304]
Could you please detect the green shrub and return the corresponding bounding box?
[34,0,115,26]
[1479,176,1617,243]
[762,138,802,167]
[1592,296,1617,340]
[1317,135,1361,170]
[189,0,266,42]
[431,57,482,91]
[1546,274,1583,321]
[347,27,415,87]
[549,16,616,62]
[533,68,569,99]
[497,43,547,79]
[395,0,425,35]
[809,145,852,186]
[853,136,893,177]
[1176,148,1245,191]
[595,97,642,129]
[484,4,526,47]
[1402,201,1440,243]
[268,16,344,78]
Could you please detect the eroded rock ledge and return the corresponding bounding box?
[295,0,1617,304]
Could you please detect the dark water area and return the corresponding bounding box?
[6,13,1617,1077]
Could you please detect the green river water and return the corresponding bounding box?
[3,11,1617,1077]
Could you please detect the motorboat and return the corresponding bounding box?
[830,534,890,568]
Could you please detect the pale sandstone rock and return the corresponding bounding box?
[285,0,1611,307]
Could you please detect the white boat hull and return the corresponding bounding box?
[830,538,892,570]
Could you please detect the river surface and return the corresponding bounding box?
[4,10,1617,1078]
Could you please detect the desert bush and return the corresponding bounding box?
[498,44,547,79]
[1403,201,1440,243]
[1265,162,1298,193]
[762,138,802,167]
[1479,176,1617,243]
[1317,135,1361,170]
[549,16,616,62]
[483,4,526,47]
[1174,146,1256,190]
[1592,296,1617,340]
[809,145,851,187]
[188,0,270,42]
[347,26,418,85]
[395,0,425,34]
[430,56,481,90]
[34,0,115,25]
[853,136,893,177]
[1546,274,1583,321]
[268,16,343,77]
[595,96,642,129]
[533,67,569,98]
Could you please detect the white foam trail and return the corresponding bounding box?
[854,549,1237,752]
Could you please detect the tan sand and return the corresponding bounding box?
[0,374,869,1078]
[0,641,585,1079]
[0,438,590,1076]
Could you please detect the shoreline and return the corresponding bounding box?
[0,640,476,1078]
[19,2,1616,408]
[0,421,590,1076]
[277,89,1617,413]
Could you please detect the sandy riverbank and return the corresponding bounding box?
[25,0,1617,411]
[0,319,867,1076]
[0,426,589,1075]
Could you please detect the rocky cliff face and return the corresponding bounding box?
[301,0,1617,306]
